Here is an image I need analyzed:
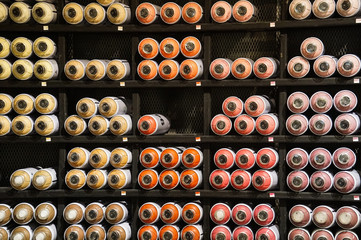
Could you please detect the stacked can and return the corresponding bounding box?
[289,0,361,20]
[0,36,58,81]
[210,147,279,192]
[210,202,280,240]
[136,2,203,25]
[138,201,203,240]
[210,1,258,23]
[286,90,359,136]
[211,95,279,136]
[210,56,279,80]
[2,1,57,24]
[287,37,361,79]
[0,93,59,137]
[137,36,203,81]
[286,147,360,194]
[65,147,132,190]
[64,59,130,81]
[64,96,132,136]
[63,0,131,25]
[138,146,203,190]
[63,201,131,240]
[10,167,57,191]
[288,204,360,240]
[0,202,57,240]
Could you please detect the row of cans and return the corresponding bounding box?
[211,113,279,136]
[210,203,275,226]
[63,2,131,25]
[64,223,131,240]
[137,59,204,81]
[67,147,132,169]
[289,0,361,20]
[289,204,361,229]
[0,59,58,81]
[210,225,279,240]
[0,1,56,24]
[287,169,360,193]
[138,169,202,190]
[9,167,57,191]
[287,90,357,114]
[64,60,130,81]
[213,148,279,170]
[286,147,357,170]
[220,96,273,118]
[0,202,57,225]
[288,54,361,79]
[0,36,56,59]
[137,224,280,240]
[286,112,360,136]
[0,114,59,136]
[139,202,203,225]
[209,57,279,80]
[210,169,278,191]
[64,114,132,136]
[288,228,358,240]
[64,113,170,136]
[74,97,129,119]
[137,57,280,81]
[65,169,131,190]
[0,224,57,240]
[140,147,203,169]
[0,93,58,115]
[138,37,202,60]
[63,202,128,225]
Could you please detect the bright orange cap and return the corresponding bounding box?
[160,2,182,24]
[182,2,203,24]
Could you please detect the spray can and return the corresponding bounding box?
[289,0,312,20]
[234,114,256,135]
[160,2,182,24]
[310,171,333,192]
[289,205,313,227]
[138,169,158,190]
[286,114,309,136]
[105,202,128,224]
[65,169,86,190]
[309,114,333,135]
[230,170,252,191]
[139,202,161,224]
[287,92,309,114]
[182,2,203,24]
[287,170,310,192]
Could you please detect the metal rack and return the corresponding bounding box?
[1,0,361,239]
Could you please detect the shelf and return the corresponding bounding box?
[0,188,359,202]
[1,135,361,144]
[0,77,358,88]
[0,18,360,33]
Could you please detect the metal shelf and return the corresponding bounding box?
[1,135,360,143]
[0,18,359,33]
[0,77,358,88]
[0,188,359,202]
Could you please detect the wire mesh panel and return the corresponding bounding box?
[139,88,204,134]
[68,33,132,61]
[210,31,280,61]
[0,144,59,186]
[287,26,361,59]
[210,0,281,22]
